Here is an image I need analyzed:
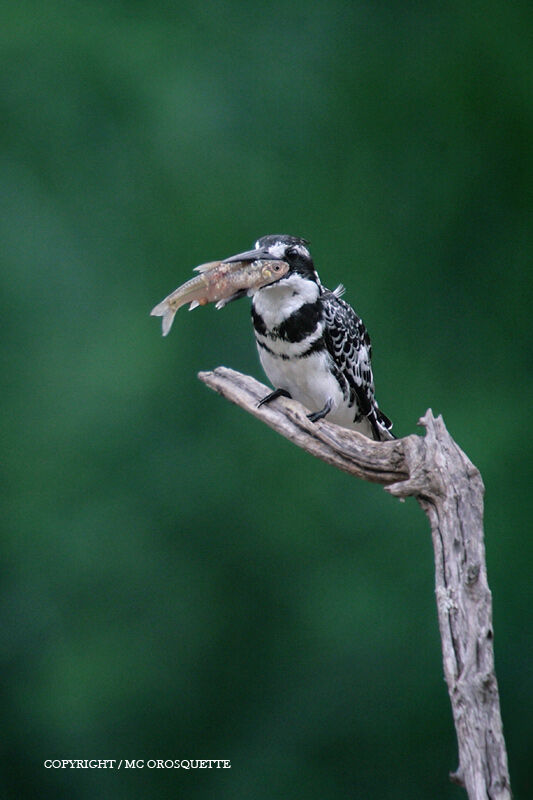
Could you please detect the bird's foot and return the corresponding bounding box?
[307,398,333,423]
[258,388,292,408]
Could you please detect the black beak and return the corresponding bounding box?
[222,247,284,263]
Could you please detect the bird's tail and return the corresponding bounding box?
[375,409,396,441]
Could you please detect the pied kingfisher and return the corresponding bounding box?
[221,235,394,441]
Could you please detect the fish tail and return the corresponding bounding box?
[150,300,177,336]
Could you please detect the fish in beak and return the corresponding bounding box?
[151,257,289,336]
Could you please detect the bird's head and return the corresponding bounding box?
[223,234,320,285]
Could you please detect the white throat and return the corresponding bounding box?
[251,273,320,330]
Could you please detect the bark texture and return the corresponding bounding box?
[198,366,512,800]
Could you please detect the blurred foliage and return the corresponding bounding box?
[1,0,532,797]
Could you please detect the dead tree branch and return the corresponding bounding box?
[198,366,512,800]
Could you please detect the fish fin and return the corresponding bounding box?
[333,284,345,298]
[215,288,249,309]
[189,300,200,310]
[150,301,177,336]
[193,260,222,273]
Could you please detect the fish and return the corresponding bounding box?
[151,259,289,336]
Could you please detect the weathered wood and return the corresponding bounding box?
[198,366,512,800]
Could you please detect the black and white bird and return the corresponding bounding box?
[221,235,394,441]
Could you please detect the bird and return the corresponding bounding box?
[220,235,394,441]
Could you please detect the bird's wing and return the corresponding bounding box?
[321,290,394,441]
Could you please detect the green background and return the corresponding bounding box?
[2,1,531,797]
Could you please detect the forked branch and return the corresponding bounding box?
[198,366,512,800]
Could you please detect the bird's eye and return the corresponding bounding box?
[286,247,297,258]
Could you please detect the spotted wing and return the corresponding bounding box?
[321,290,393,441]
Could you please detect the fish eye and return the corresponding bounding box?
[273,263,283,271]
